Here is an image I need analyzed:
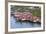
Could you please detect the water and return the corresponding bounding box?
[10,16,41,29]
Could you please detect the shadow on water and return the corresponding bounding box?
[10,16,41,28]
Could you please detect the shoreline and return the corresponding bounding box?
[16,19,41,24]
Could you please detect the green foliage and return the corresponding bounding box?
[32,8,41,16]
[11,6,32,12]
[11,5,41,16]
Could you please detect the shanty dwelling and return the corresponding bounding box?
[13,11,41,23]
[14,12,33,22]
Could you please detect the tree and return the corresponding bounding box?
[32,7,41,16]
[11,6,32,12]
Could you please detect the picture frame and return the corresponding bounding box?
[5,0,45,34]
